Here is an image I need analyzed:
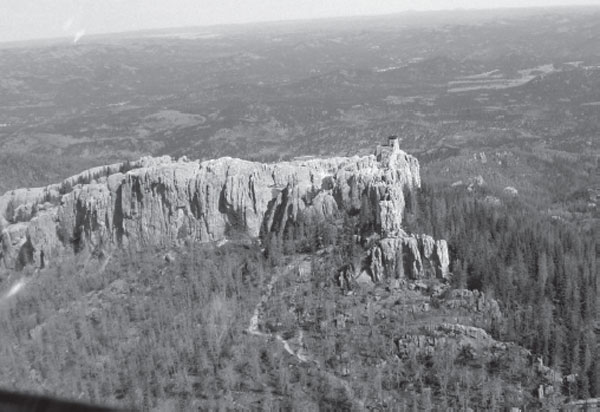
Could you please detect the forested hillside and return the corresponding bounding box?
[407,182,600,400]
[1,176,597,410]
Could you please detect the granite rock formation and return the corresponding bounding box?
[0,140,449,281]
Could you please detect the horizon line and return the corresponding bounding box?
[1,3,599,47]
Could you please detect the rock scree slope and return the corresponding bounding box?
[0,141,448,281]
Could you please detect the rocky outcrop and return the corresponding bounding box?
[442,288,502,317]
[395,322,518,359]
[0,142,448,281]
[368,234,450,281]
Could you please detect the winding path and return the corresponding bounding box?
[247,261,309,361]
[246,258,365,410]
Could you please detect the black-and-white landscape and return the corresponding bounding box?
[0,3,598,411]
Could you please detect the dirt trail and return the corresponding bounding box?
[246,258,365,410]
[247,261,309,362]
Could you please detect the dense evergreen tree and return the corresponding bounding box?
[412,182,599,399]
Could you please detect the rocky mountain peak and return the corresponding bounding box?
[0,140,448,282]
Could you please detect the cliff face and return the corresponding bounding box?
[0,144,449,281]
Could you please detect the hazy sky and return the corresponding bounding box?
[1,0,600,43]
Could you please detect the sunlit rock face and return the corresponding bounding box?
[0,142,448,281]
[368,234,450,281]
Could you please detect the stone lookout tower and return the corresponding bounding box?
[388,135,400,152]
[376,135,402,159]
